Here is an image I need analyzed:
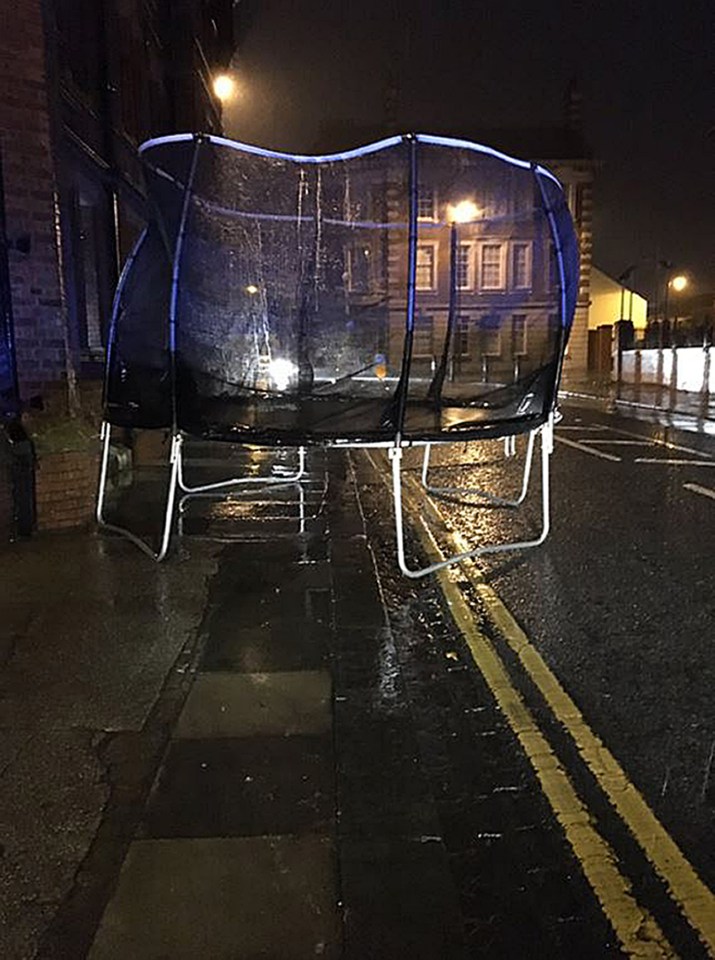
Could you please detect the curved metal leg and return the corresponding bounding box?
[177,445,306,494]
[96,421,180,561]
[393,418,553,579]
[421,430,537,507]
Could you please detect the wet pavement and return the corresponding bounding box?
[0,408,714,958]
[560,378,715,438]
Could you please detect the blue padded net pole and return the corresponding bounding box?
[100,227,148,416]
[168,136,203,433]
[390,133,419,442]
[427,217,458,404]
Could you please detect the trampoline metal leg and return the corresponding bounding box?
[96,421,180,562]
[95,420,113,526]
[421,430,537,507]
[177,445,307,494]
[392,418,553,579]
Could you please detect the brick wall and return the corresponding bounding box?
[0,0,67,399]
[34,449,99,530]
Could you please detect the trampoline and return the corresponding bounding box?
[97,132,579,576]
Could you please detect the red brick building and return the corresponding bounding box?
[0,0,234,402]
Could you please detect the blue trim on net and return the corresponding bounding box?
[138,131,562,186]
[139,133,405,164]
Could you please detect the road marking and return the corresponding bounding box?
[586,439,654,446]
[684,482,715,501]
[382,471,676,958]
[396,476,715,957]
[602,425,713,459]
[558,425,610,432]
[635,458,715,466]
[555,436,622,461]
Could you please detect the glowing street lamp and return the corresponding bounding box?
[667,274,689,344]
[213,74,237,103]
[661,267,690,346]
[428,199,481,402]
[447,199,481,224]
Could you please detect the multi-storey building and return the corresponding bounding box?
[317,109,594,384]
[0,0,234,403]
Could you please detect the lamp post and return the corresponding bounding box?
[427,200,480,403]
[668,273,688,345]
[659,264,689,345]
[615,265,637,393]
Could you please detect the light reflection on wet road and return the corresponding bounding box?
[383,405,715,953]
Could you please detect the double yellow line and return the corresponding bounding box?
[374,456,715,958]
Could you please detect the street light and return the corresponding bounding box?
[213,73,237,103]
[667,274,689,344]
[428,199,481,402]
[447,199,482,224]
[660,264,689,346]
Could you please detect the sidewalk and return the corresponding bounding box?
[1,442,624,959]
[2,448,467,960]
[559,376,715,435]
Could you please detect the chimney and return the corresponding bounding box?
[565,78,583,133]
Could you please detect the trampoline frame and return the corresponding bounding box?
[96,131,575,575]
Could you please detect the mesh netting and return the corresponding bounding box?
[104,134,578,443]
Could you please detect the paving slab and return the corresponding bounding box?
[88,836,340,960]
[141,735,334,838]
[174,671,332,738]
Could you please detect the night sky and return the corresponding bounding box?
[226,0,714,299]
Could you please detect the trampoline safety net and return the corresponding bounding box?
[104,133,579,445]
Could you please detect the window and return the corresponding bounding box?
[456,316,470,357]
[346,243,374,293]
[478,315,502,356]
[480,243,505,289]
[548,243,561,290]
[511,242,532,289]
[417,187,437,221]
[413,314,434,357]
[73,175,116,358]
[456,242,474,289]
[79,200,103,354]
[416,243,437,290]
[511,315,527,355]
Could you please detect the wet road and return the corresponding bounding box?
[368,405,715,957]
[1,406,714,958]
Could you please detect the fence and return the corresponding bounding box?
[619,346,714,395]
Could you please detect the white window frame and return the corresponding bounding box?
[415,241,438,291]
[478,242,506,291]
[456,241,475,290]
[417,186,437,221]
[510,241,533,291]
[455,314,471,357]
[511,314,528,355]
